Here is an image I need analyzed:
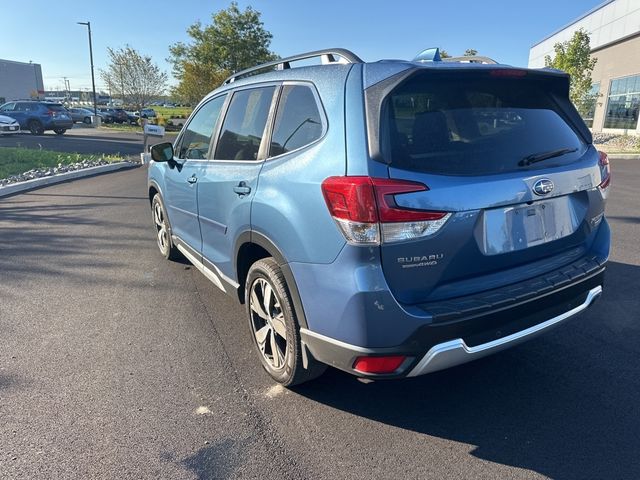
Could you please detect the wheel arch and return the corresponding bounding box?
[234,231,309,329]
[148,180,163,205]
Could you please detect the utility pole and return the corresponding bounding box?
[63,77,71,103]
[77,21,97,116]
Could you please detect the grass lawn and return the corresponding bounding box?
[153,106,192,118]
[0,147,125,179]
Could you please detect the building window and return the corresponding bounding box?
[604,75,640,130]
[581,83,599,128]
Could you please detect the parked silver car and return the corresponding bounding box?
[0,114,20,134]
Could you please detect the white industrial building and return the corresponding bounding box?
[0,59,44,104]
[529,0,640,135]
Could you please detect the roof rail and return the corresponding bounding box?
[222,48,363,85]
[441,55,498,65]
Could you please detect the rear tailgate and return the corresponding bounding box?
[367,68,608,304]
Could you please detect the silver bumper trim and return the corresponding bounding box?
[407,285,602,377]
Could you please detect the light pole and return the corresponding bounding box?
[77,21,97,116]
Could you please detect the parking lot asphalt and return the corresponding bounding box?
[0,126,177,157]
[0,160,638,479]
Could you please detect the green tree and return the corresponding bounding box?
[168,2,277,105]
[463,49,478,56]
[439,49,451,59]
[100,46,167,111]
[544,29,597,115]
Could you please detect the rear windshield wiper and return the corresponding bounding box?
[518,147,578,167]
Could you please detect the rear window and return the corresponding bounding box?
[382,73,586,175]
[45,104,66,112]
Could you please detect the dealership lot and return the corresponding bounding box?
[0,126,177,157]
[0,160,638,479]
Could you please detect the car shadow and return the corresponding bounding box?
[293,260,640,479]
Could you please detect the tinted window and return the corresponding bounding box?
[0,103,16,112]
[214,87,275,161]
[269,85,323,157]
[383,73,586,175]
[46,104,66,112]
[177,95,226,160]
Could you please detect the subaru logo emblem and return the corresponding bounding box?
[533,178,554,196]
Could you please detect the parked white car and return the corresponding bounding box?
[0,114,20,134]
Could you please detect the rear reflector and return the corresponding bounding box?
[353,355,407,374]
[321,176,450,245]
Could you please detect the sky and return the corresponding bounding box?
[1,0,605,93]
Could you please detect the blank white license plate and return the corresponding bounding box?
[480,196,582,255]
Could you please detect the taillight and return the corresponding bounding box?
[353,355,407,374]
[45,110,54,117]
[598,151,611,189]
[321,176,450,245]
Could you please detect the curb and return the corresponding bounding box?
[0,162,140,198]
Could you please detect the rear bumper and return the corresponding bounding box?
[49,119,73,129]
[407,285,601,376]
[300,270,604,379]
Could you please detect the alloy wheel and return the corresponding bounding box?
[153,201,169,253]
[249,277,288,370]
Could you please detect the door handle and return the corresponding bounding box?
[187,175,197,184]
[233,181,251,196]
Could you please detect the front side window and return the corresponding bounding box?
[269,85,324,157]
[604,75,640,130]
[214,86,276,161]
[0,102,15,112]
[177,95,226,160]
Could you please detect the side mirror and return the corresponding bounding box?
[150,142,174,162]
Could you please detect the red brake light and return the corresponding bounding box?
[321,176,451,244]
[353,355,407,374]
[490,69,527,78]
[598,151,611,189]
[321,177,446,223]
[45,110,54,116]
[321,176,377,223]
[371,178,447,222]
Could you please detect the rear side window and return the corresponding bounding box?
[215,86,276,161]
[269,85,323,157]
[383,73,586,175]
[177,95,226,159]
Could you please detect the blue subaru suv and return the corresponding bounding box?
[148,48,610,385]
[0,100,73,135]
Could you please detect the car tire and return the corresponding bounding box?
[83,117,91,124]
[151,194,181,261]
[246,258,327,386]
[28,120,44,135]
[54,128,66,135]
